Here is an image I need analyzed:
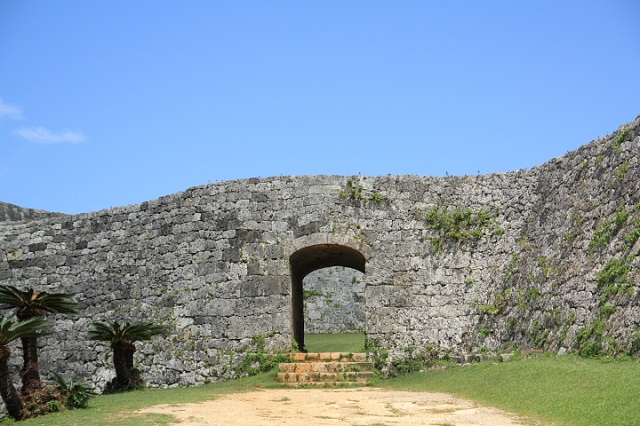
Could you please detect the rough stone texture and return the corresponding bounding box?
[0,201,66,222]
[0,117,639,394]
[303,266,365,334]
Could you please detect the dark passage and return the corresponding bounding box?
[289,244,366,351]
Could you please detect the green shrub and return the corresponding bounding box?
[54,374,94,409]
[388,345,439,378]
[234,334,290,377]
[575,320,606,357]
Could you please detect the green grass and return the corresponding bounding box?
[5,349,639,425]
[375,354,640,426]
[6,373,285,426]
[304,332,365,353]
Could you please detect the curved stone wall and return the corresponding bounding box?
[0,117,638,391]
[0,201,66,222]
[303,266,365,334]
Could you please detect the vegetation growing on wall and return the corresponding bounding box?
[572,198,640,357]
[418,203,504,252]
[471,235,574,353]
[596,256,635,299]
[339,177,387,203]
[574,253,637,357]
[612,126,632,150]
[331,219,366,242]
[231,334,289,377]
[365,339,440,378]
[468,187,640,359]
[303,288,339,308]
[589,205,634,251]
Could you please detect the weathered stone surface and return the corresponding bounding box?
[0,117,639,395]
[304,266,365,334]
[0,202,66,222]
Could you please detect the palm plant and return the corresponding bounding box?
[88,321,165,391]
[0,315,49,420]
[0,285,78,394]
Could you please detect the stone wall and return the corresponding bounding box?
[0,201,65,222]
[0,117,638,393]
[303,266,365,334]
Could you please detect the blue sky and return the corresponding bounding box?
[1,1,639,214]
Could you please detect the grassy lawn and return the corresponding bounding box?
[376,354,640,426]
[304,332,365,353]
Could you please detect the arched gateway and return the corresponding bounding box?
[289,243,366,350]
[0,117,638,392]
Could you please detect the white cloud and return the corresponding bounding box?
[0,98,23,120]
[15,126,86,144]
[2,98,86,144]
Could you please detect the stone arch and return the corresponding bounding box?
[288,235,369,350]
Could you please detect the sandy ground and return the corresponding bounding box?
[138,387,540,425]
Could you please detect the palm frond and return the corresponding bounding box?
[87,321,125,342]
[0,315,51,345]
[123,322,166,342]
[36,292,78,314]
[0,285,78,316]
[88,321,166,343]
[0,285,27,310]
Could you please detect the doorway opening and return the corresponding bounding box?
[289,244,366,351]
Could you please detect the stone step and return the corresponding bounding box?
[277,371,375,384]
[276,353,375,386]
[279,381,366,388]
[287,352,371,363]
[279,361,374,373]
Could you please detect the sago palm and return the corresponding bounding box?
[88,321,165,390]
[0,285,78,394]
[0,315,49,420]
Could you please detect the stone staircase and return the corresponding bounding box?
[277,352,375,386]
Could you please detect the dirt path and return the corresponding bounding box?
[138,387,539,425]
